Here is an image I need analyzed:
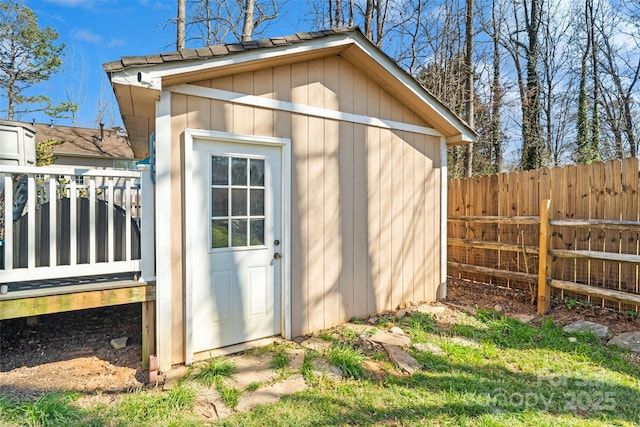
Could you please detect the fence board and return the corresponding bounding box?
[620,158,638,309]
[574,163,591,293]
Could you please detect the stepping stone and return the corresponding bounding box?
[370,330,411,346]
[412,304,447,315]
[286,348,306,372]
[449,336,481,348]
[412,342,445,356]
[390,326,405,336]
[607,332,640,353]
[383,344,422,374]
[235,374,307,412]
[225,354,277,389]
[562,320,609,338]
[162,365,188,390]
[196,390,233,420]
[300,337,332,352]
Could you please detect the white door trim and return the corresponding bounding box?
[183,128,291,365]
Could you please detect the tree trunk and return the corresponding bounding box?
[464,0,474,177]
[241,0,256,42]
[491,0,502,173]
[177,0,186,49]
[364,0,374,41]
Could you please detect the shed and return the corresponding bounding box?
[104,27,475,371]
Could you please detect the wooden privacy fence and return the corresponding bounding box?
[448,158,640,312]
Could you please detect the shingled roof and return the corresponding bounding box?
[34,123,135,159]
[102,27,358,73]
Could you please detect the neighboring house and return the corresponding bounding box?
[104,27,475,371]
[33,123,137,169]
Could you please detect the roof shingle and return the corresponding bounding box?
[102,27,359,73]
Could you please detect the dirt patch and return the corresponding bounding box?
[446,276,640,335]
[0,304,145,399]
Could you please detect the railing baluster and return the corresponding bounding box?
[125,178,132,261]
[27,175,36,269]
[69,177,77,265]
[48,177,57,267]
[89,177,96,265]
[107,178,114,263]
[4,174,13,270]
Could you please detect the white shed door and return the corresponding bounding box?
[191,140,281,352]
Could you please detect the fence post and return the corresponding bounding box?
[137,164,156,283]
[538,199,551,314]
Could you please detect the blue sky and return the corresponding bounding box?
[18,0,308,130]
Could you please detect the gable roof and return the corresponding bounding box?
[34,123,135,159]
[104,27,475,158]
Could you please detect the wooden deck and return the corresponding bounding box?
[0,275,156,369]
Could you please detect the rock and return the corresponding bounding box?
[300,337,332,352]
[235,375,307,412]
[449,336,481,348]
[383,344,422,374]
[562,320,609,338]
[389,326,405,336]
[512,314,535,323]
[568,337,578,343]
[412,342,445,356]
[311,359,342,379]
[370,330,411,346]
[413,304,446,315]
[110,337,128,350]
[607,332,640,353]
[343,323,375,335]
[395,309,407,320]
[493,304,503,313]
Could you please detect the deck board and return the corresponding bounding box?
[0,275,155,320]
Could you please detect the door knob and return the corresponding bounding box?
[273,253,282,260]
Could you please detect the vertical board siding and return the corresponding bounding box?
[448,158,640,311]
[175,56,442,343]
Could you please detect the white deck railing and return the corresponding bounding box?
[0,165,147,283]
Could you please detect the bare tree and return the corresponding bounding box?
[464,0,474,177]
[182,0,279,46]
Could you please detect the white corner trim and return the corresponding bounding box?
[183,129,195,365]
[155,91,173,371]
[169,84,443,138]
[439,137,448,300]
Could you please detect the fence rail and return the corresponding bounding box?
[0,165,142,284]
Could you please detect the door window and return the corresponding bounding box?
[210,155,266,249]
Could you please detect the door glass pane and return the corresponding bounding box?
[231,158,248,185]
[250,220,264,246]
[211,188,228,216]
[250,159,265,186]
[211,156,228,185]
[231,189,247,216]
[211,220,228,248]
[231,219,248,247]
[250,189,264,216]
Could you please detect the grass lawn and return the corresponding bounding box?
[1,308,639,426]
